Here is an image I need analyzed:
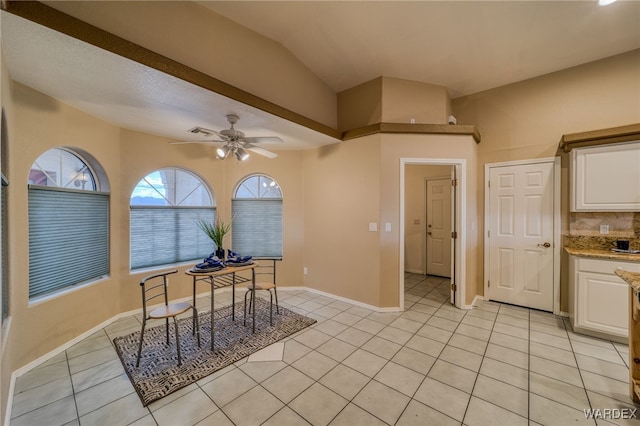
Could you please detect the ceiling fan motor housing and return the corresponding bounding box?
[221,114,243,139]
[220,129,244,139]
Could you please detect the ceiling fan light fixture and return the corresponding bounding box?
[216,145,230,159]
[235,147,250,161]
[174,114,279,160]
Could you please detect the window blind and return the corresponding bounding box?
[232,199,282,257]
[130,207,215,269]
[28,186,109,299]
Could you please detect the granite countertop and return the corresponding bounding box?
[615,269,640,291]
[565,247,640,262]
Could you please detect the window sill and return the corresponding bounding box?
[28,275,110,307]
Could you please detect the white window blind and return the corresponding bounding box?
[231,199,282,257]
[130,207,215,269]
[28,186,109,299]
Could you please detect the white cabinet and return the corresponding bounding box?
[571,141,640,211]
[569,256,640,340]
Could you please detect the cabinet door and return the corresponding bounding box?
[575,271,628,338]
[571,141,640,211]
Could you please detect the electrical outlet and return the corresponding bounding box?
[303,267,308,275]
[600,224,609,234]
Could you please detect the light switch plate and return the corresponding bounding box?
[369,223,378,232]
[600,224,609,234]
[385,223,391,232]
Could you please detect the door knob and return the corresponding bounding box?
[537,242,551,248]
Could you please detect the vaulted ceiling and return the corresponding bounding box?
[202,1,640,98]
[2,1,638,151]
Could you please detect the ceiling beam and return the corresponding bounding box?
[2,0,342,140]
[2,1,483,145]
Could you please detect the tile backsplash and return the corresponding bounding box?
[565,212,639,250]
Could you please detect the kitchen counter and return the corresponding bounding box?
[616,269,640,291]
[565,247,640,263]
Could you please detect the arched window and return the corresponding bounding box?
[130,168,215,269]
[28,148,109,299]
[232,174,282,257]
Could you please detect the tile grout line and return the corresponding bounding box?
[322,275,444,425]
[457,303,532,423]
[389,276,462,425]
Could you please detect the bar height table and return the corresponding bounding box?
[185,262,257,351]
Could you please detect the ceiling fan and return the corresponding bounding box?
[170,114,283,160]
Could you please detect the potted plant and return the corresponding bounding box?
[197,217,232,260]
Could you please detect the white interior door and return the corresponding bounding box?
[426,178,452,278]
[487,161,554,311]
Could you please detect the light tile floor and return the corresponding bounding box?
[10,273,640,425]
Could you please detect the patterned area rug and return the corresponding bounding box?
[113,298,316,406]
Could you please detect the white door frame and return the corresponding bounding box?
[400,158,467,310]
[483,157,561,315]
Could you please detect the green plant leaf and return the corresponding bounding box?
[197,217,232,248]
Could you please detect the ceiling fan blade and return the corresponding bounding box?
[169,140,225,145]
[245,145,278,159]
[243,136,284,144]
[188,126,224,137]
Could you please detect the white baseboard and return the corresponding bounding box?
[300,287,402,313]
[467,294,486,309]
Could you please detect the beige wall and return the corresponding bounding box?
[381,77,451,125]
[453,49,640,311]
[380,135,480,307]
[302,137,382,306]
[454,50,640,165]
[337,77,451,131]
[44,1,337,128]
[301,133,479,308]
[337,78,382,131]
